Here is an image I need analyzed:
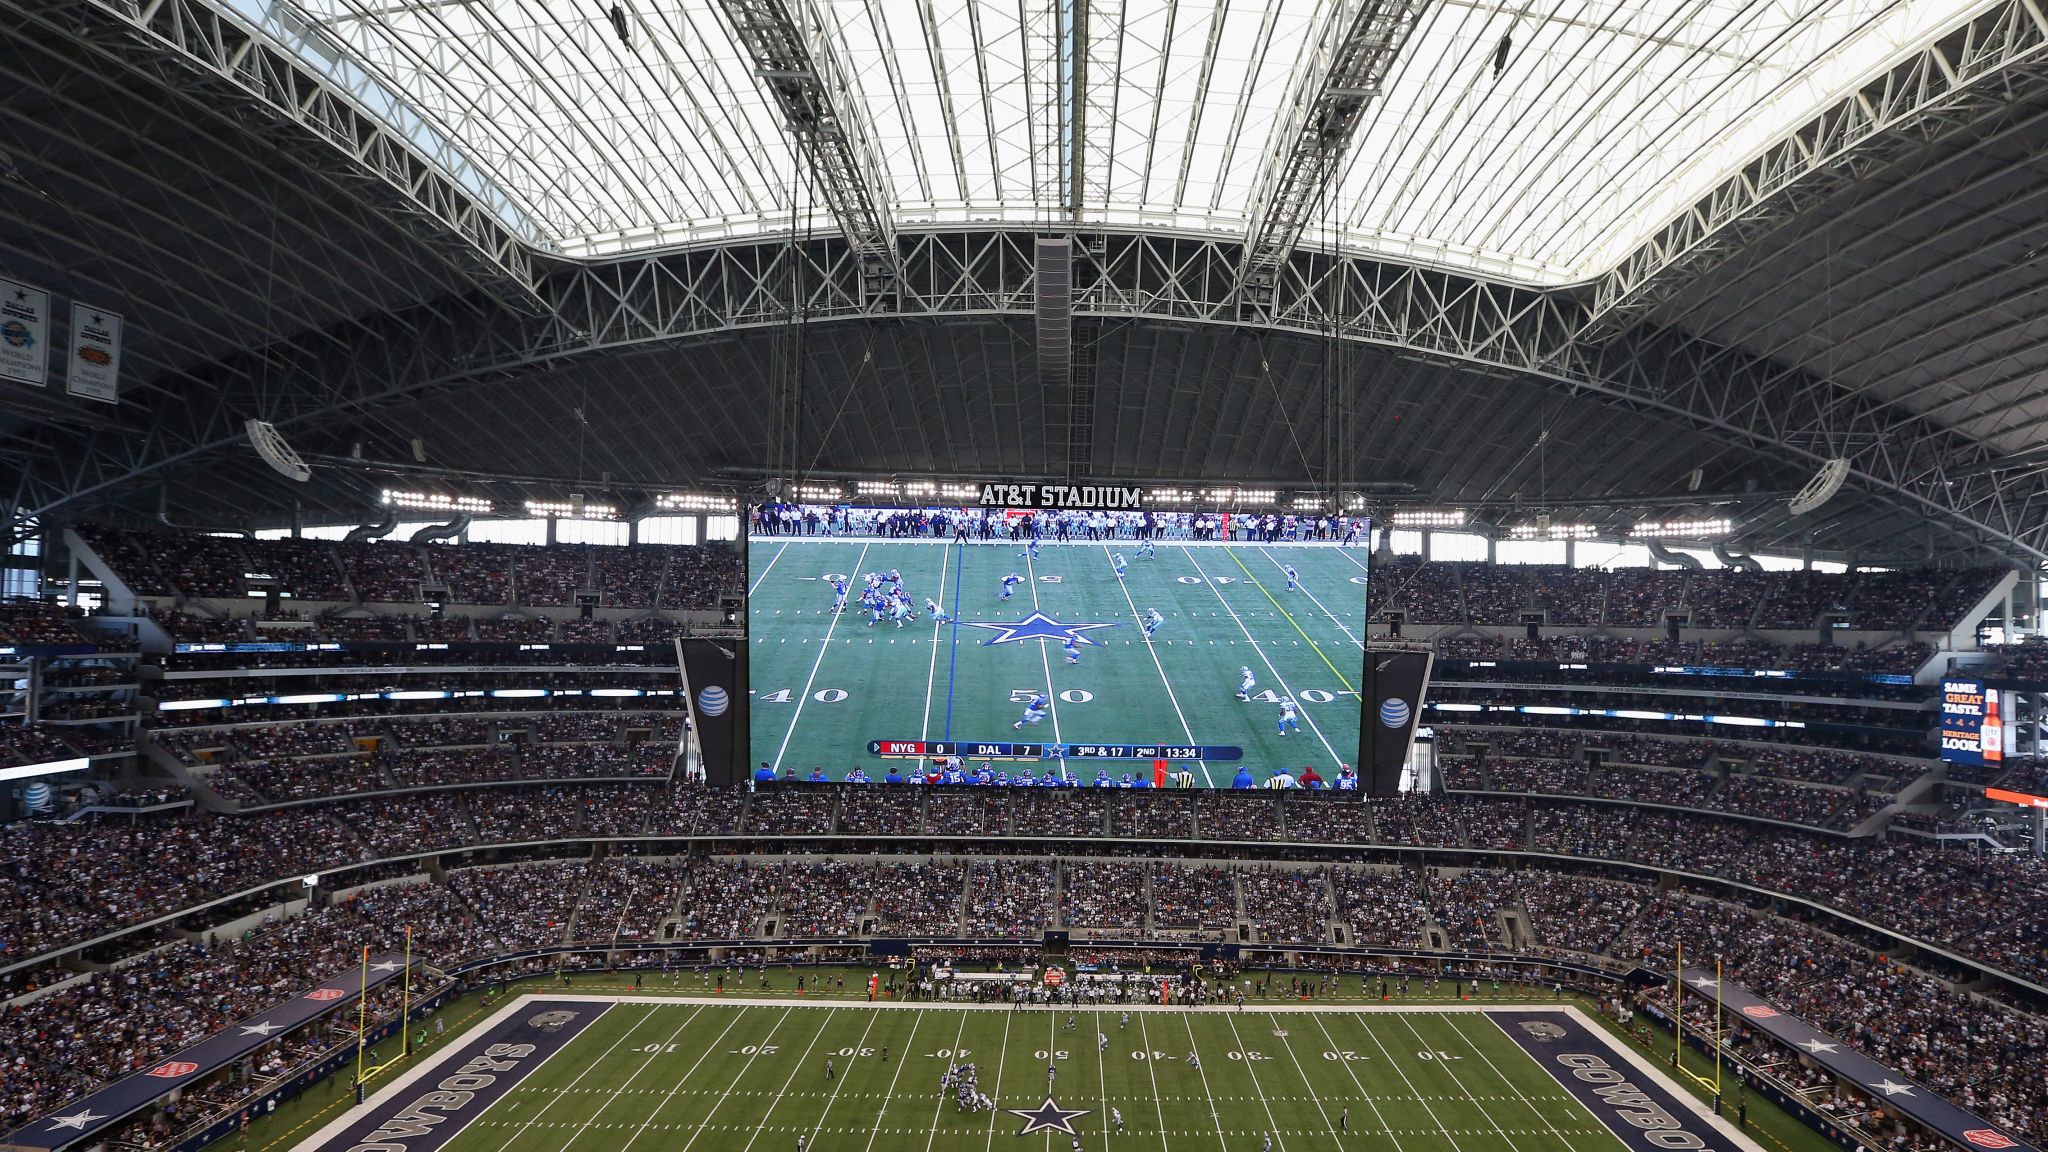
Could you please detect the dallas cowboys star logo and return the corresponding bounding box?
[1687,975,1719,989]
[240,1021,284,1037]
[369,961,403,972]
[960,611,1120,647]
[1869,1079,1916,1097]
[1797,1038,1838,1054]
[1006,1096,1091,1136]
[47,1110,103,1131]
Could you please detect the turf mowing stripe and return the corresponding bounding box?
[1225,546,1359,692]
[771,542,870,772]
[748,541,792,597]
[1099,543,1215,787]
[945,540,967,740]
[921,540,954,746]
[1181,548,1347,767]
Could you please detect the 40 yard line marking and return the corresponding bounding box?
[770,541,870,772]
[1134,1014,1171,1152]
[1182,548,1346,767]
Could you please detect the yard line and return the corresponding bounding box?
[1306,1013,1407,1152]
[674,1005,801,1152]
[746,540,790,597]
[920,1011,969,1152]
[1247,1013,1342,1143]
[611,1005,750,1152]
[1441,1014,1579,1144]
[1220,1011,1301,1151]
[790,1007,885,1152]
[1181,548,1347,766]
[1021,550,1069,778]
[857,1010,924,1151]
[1223,548,1360,695]
[1133,1012,1171,1152]
[1391,1014,1517,1147]
[1177,1013,1232,1152]
[1091,1010,1110,1152]
[1100,543,1214,787]
[921,539,955,745]
[1253,546,1366,650]
[770,541,870,772]
[486,1005,664,1152]
[1350,1014,1472,1152]
[725,1007,839,1152]
[979,1004,1015,1152]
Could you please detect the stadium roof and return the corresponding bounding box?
[8,0,2048,567]
[264,0,1965,283]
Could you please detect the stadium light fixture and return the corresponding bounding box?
[794,484,845,501]
[654,493,737,511]
[1390,510,1466,527]
[382,489,492,514]
[1146,488,1196,505]
[525,499,620,519]
[1630,517,1732,538]
[1509,522,1595,539]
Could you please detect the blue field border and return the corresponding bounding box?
[943,538,966,740]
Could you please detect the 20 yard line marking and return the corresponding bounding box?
[609,1005,749,1152]
[1307,1014,1406,1152]
[674,1005,800,1152]
[1101,543,1214,787]
[770,541,869,772]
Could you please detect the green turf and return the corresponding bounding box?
[443,1001,1627,1152]
[747,538,1370,784]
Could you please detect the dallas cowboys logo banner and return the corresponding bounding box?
[64,303,121,404]
[0,279,50,389]
[5,953,407,1150]
[1679,969,2037,1152]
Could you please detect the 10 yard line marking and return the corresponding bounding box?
[607,1005,747,1152]
[1444,1014,1578,1145]
[485,1005,664,1152]
[674,1005,800,1152]
[771,541,870,772]
[1392,1015,1516,1149]
[1181,548,1346,766]
[1351,1015,1472,1152]
[1101,543,1214,788]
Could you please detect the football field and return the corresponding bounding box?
[747,538,1370,784]
[305,997,1754,1152]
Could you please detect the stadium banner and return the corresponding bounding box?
[977,481,1143,510]
[1679,969,2039,1152]
[4,953,407,1151]
[63,303,121,403]
[678,637,745,787]
[298,999,608,1152]
[1938,678,2003,767]
[1362,647,1431,796]
[0,278,50,388]
[1491,1009,1757,1152]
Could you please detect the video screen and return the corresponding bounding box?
[747,502,1369,787]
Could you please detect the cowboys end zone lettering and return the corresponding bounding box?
[302,1000,605,1152]
[1492,1010,1749,1152]
[979,482,1144,510]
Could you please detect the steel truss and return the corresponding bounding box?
[8,228,2046,561]
[1586,0,2048,332]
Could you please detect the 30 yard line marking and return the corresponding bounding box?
[1256,1013,1343,1143]
[792,1007,883,1152]
[1101,543,1214,787]
[674,1005,799,1152]
[770,541,869,772]
[1220,1012,1297,1151]
[860,1009,925,1152]
[1182,548,1346,766]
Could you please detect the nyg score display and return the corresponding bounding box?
[746,493,1370,787]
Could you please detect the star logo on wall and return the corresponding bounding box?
[1869,1079,1917,1097]
[47,1111,104,1131]
[1797,1038,1838,1054]
[1006,1096,1091,1136]
[960,612,1120,647]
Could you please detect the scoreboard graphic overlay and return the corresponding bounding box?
[747,494,1368,787]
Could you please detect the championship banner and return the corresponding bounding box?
[676,637,746,787]
[5,954,407,1151]
[1361,647,1432,797]
[64,304,121,404]
[1679,969,2038,1152]
[0,278,50,388]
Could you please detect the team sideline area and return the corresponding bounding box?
[749,537,1369,783]
[293,989,1756,1152]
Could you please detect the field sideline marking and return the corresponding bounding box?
[771,541,870,772]
[1100,543,1214,787]
[1181,548,1347,767]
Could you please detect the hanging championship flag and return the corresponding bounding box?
[66,303,122,403]
[0,278,51,388]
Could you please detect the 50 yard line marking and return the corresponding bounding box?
[1101,543,1214,787]
[770,541,870,772]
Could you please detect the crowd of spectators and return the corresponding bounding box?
[1058,861,1147,930]
[1150,864,1236,931]
[1329,866,1426,947]
[0,604,92,645]
[965,860,1055,936]
[873,862,966,935]
[1238,865,1332,944]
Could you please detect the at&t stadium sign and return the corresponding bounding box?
[979,482,1143,511]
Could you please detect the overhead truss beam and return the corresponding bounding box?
[1240,0,1429,283]
[1585,0,2048,333]
[47,0,545,311]
[715,0,900,274]
[10,229,2046,563]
